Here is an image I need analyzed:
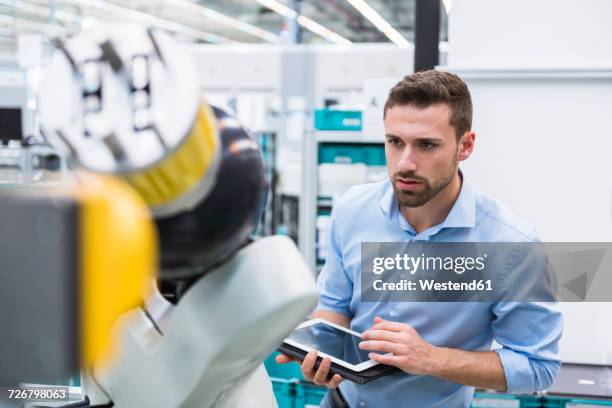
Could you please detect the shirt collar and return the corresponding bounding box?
[378,170,476,230]
[378,180,396,219]
[442,173,476,228]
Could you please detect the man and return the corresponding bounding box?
[277,70,562,407]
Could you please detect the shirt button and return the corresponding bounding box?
[389,310,397,317]
[359,401,366,407]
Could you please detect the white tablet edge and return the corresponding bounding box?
[296,318,362,337]
[285,318,382,372]
[283,338,379,372]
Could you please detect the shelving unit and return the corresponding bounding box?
[299,125,386,274]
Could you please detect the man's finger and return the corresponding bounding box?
[301,350,317,379]
[362,329,402,343]
[359,340,402,354]
[370,319,407,332]
[275,354,294,364]
[313,357,332,385]
[328,374,344,389]
[368,352,400,366]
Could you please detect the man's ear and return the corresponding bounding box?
[458,131,476,161]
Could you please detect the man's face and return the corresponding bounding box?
[384,103,466,207]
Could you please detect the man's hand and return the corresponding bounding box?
[274,309,349,389]
[359,316,507,390]
[359,316,439,376]
[275,351,344,389]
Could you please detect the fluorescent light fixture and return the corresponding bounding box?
[346,0,410,48]
[0,0,78,24]
[165,0,281,43]
[254,0,297,19]
[296,15,351,45]
[253,0,351,45]
[442,0,453,14]
[72,0,231,43]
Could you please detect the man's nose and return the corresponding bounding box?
[397,147,417,172]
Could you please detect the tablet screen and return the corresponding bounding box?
[287,322,384,365]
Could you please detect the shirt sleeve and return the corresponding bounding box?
[491,232,563,393]
[316,208,354,317]
[492,301,563,393]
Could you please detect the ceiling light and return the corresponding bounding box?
[254,0,297,19]
[165,0,281,43]
[442,0,453,14]
[0,0,78,24]
[253,0,352,45]
[72,0,230,43]
[296,16,351,45]
[346,0,410,48]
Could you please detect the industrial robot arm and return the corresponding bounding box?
[36,23,318,408]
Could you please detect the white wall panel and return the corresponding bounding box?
[448,0,612,367]
[449,0,612,69]
[455,75,612,365]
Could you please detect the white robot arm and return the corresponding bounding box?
[38,23,318,408]
[83,236,315,408]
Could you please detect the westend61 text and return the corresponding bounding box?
[372,279,493,292]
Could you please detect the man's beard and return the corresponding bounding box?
[391,159,458,208]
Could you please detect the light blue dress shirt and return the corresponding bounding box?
[316,175,563,408]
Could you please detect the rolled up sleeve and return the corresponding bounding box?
[492,301,563,393]
[316,210,353,317]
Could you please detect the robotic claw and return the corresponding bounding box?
[30,23,318,407]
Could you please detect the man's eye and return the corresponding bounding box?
[419,141,437,150]
[388,139,402,147]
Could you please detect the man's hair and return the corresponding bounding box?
[383,70,473,140]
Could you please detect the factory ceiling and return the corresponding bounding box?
[0,0,448,54]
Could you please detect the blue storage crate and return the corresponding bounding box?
[265,351,304,380]
[318,143,385,166]
[543,396,612,407]
[294,381,327,408]
[472,392,542,408]
[314,109,362,131]
[271,378,298,408]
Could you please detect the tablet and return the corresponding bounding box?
[283,318,390,372]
